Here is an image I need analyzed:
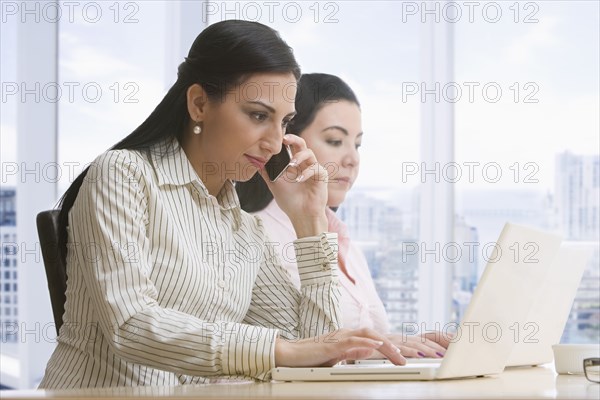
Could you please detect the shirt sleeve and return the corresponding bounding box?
[71,151,278,380]
[242,221,342,378]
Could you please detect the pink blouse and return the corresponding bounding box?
[255,200,391,333]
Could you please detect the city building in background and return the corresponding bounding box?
[340,192,420,330]
[555,152,600,343]
[0,188,18,343]
[451,216,479,322]
[555,152,600,241]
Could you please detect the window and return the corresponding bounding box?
[58,1,169,194]
[454,1,599,343]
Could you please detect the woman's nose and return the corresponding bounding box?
[262,125,285,156]
[342,145,360,167]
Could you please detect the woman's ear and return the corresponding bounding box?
[186,84,209,122]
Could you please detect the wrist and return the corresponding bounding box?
[290,212,328,238]
[274,337,294,367]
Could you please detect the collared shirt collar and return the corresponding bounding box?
[150,138,242,230]
[151,138,197,188]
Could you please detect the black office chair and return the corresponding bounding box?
[36,209,67,335]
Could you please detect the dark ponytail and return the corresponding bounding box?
[236,73,360,213]
[57,20,300,263]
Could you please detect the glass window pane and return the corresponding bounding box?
[58,1,169,194]
[0,4,18,354]
[455,1,599,343]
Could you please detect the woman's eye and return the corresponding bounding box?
[356,143,362,150]
[282,119,292,129]
[326,140,343,147]
[251,112,268,122]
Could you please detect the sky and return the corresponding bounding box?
[1,0,599,195]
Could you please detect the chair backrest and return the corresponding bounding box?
[36,210,66,335]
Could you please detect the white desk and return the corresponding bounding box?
[1,365,598,399]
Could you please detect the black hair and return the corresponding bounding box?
[236,73,360,212]
[57,20,300,263]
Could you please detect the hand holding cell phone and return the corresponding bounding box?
[259,135,329,238]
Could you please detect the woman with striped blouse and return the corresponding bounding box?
[38,20,404,389]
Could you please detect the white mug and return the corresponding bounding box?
[552,344,600,374]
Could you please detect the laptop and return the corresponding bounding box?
[352,243,594,370]
[271,223,562,381]
[505,242,593,367]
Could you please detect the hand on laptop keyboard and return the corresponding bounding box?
[387,331,451,358]
[363,331,451,360]
[274,328,407,368]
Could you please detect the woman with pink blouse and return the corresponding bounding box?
[236,73,450,358]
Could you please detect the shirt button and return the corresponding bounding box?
[218,279,226,289]
[322,261,329,270]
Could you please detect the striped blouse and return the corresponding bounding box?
[38,139,341,389]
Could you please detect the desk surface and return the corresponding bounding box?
[1,365,599,399]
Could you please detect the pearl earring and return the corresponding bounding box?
[193,121,202,135]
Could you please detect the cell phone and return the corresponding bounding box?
[264,144,292,182]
